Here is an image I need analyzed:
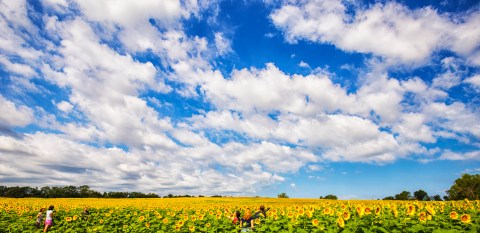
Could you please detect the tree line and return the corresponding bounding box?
[382,174,480,201]
[0,185,227,198]
[2,174,478,199]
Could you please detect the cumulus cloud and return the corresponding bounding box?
[270,0,480,64]
[0,95,34,127]
[0,132,289,195]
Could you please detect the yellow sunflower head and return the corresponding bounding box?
[460,214,471,224]
[337,217,345,228]
[450,211,458,219]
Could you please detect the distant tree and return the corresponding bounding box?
[443,196,449,201]
[278,192,289,198]
[321,194,338,200]
[433,195,442,201]
[383,196,395,200]
[446,174,480,200]
[394,191,411,200]
[414,190,428,201]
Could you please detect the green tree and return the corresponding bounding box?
[446,174,480,200]
[321,194,338,200]
[383,196,395,200]
[394,191,411,200]
[413,190,428,201]
[433,195,442,201]
[277,192,289,198]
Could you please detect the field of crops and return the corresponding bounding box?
[0,197,478,232]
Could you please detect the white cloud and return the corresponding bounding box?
[440,150,480,160]
[214,32,232,56]
[74,0,182,27]
[0,55,36,77]
[202,63,355,115]
[465,74,480,89]
[271,0,480,64]
[0,132,288,195]
[307,164,323,171]
[299,61,310,68]
[0,95,34,127]
[56,101,73,113]
[424,102,480,138]
[393,113,435,143]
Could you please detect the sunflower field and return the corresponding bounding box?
[0,197,478,232]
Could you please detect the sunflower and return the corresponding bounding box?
[189,225,195,232]
[426,205,436,216]
[364,207,371,215]
[306,211,313,218]
[145,222,150,228]
[323,208,331,215]
[337,217,345,228]
[312,219,319,226]
[65,216,72,222]
[356,206,364,217]
[73,215,78,221]
[450,211,458,219]
[460,214,471,224]
[163,218,169,224]
[287,211,294,218]
[418,212,427,222]
[375,207,381,215]
[406,205,415,216]
[343,211,350,220]
[99,219,104,224]
[298,209,305,216]
[205,223,211,228]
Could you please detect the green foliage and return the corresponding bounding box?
[320,195,338,200]
[446,174,480,200]
[395,191,412,200]
[277,192,289,198]
[414,190,429,201]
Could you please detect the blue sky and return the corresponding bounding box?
[0,0,479,199]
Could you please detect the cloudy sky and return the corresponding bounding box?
[1,0,479,199]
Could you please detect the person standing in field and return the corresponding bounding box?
[43,205,54,232]
[240,209,254,232]
[226,210,241,225]
[34,208,45,229]
[253,205,270,219]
